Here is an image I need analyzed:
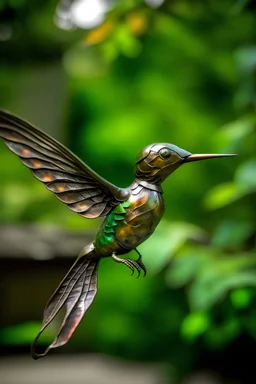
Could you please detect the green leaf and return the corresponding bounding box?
[204,182,245,210]
[235,46,256,74]
[166,249,208,288]
[230,288,254,309]
[215,118,255,152]
[204,159,256,210]
[64,45,108,79]
[235,159,256,193]
[211,220,254,249]
[140,220,206,272]
[181,312,210,342]
[190,269,256,311]
[114,24,142,57]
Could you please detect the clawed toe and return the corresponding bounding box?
[112,253,147,277]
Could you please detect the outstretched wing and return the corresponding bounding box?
[0,110,129,218]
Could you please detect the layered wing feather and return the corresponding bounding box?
[31,254,99,359]
[0,110,129,218]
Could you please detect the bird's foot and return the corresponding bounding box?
[112,250,146,277]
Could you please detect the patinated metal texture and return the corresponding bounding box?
[0,110,236,359]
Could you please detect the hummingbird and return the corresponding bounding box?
[0,110,236,359]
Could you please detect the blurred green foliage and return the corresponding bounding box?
[0,0,255,380]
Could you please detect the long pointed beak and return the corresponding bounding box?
[184,153,237,162]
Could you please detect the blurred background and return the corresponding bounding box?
[0,0,255,383]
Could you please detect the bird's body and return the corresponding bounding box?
[95,180,164,256]
[0,110,235,359]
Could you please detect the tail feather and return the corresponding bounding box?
[31,246,99,359]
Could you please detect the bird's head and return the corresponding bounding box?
[135,143,236,184]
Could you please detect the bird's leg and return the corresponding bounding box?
[112,250,146,278]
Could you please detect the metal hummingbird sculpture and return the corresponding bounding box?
[0,110,236,359]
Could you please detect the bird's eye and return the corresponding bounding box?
[159,148,172,160]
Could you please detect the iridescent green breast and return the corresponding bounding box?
[94,201,131,251]
[94,183,165,257]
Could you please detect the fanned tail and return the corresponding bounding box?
[31,244,99,359]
